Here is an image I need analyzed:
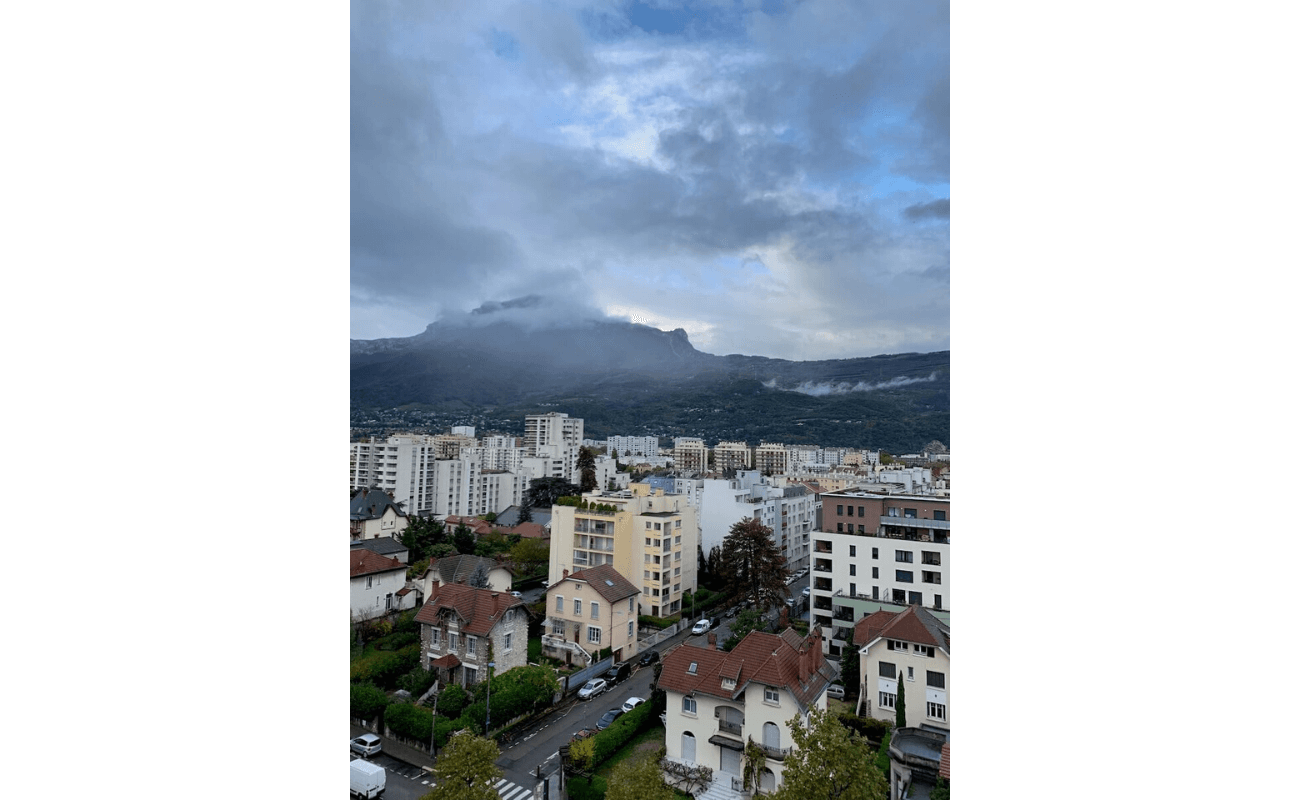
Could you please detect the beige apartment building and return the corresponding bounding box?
[754,442,789,475]
[711,441,752,472]
[547,485,698,618]
[672,437,708,473]
[542,564,640,664]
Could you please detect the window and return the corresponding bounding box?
[896,570,913,583]
[591,602,600,619]
[879,691,896,709]
[889,640,909,653]
[682,696,697,714]
[837,523,844,532]
[628,621,634,638]
[764,687,780,705]
[922,571,941,585]
[922,551,941,566]
[914,644,935,657]
[907,666,914,681]
[872,567,879,579]
[846,505,854,517]
[551,620,564,636]
[675,536,681,546]
[505,609,515,623]
[927,702,946,721]
[858,525,865,533]
[903,508,917,518]
[504,633,513,652]
[879,662,896,678]
[849,545,856,557]
[464,666,477,684]
[933,510,946,521]
[676,519,682,528]
[587,626,601,644]
[385,593,393,610]
[675,567,681,576]
[556,596,564,612]
[895,551,913,563]
[927,671,945,689]
[574,599,582,617]
[467,637,477,655]
[857,505,865,517]
[849,582,856,596]
[431,629,441,647]
[450,633,459,650]
[675,551,682,561]
[837,504,843,515]
[872,547,878,560]
[908,591,922,605]
[934,594,942,610]
[628,597,635,612]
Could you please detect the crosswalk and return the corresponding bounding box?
[493,777,532,800]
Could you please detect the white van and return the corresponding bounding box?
[350,759,386,798]
[691,618,711,635]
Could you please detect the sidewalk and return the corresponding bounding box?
[351,722,436,773]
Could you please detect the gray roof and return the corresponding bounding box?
[350,537,408,557]
[350,488,406,521]
[425,554,514,585]
[493,505,552,527]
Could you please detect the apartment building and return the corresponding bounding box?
[853,605,949,733]
[349,435,441,515]
[712,441,752,472]
[428,456,523,518]
[547,485,698,618]
[605,436,660,458]
[810,492,949,655]
[542,564,640,664]
[660,627,837,798]
[672,437,708,473]
[699,471,817,572]
[754,442,789,476]
[524,412,583,481]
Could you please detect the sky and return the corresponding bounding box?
[351,0,949,361]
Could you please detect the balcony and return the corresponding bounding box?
[717,719,743,736]
[758,743,791,761]
[814,541,832,554]
[881,515,949,530]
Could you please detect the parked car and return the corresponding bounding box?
[350,733,383,758]
[691,618,711,635]
[596,707,624,730]
[638,649,660,667]
[350,759,386,799]
[802,586,811,596]
[826,683,846,700]
[603,661,632,686]
[622,696,645,713]
[577,678,607,700]
[511,591,523,599]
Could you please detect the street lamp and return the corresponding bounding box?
[485,661,495,734]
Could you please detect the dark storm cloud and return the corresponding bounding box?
[904,198,950,222]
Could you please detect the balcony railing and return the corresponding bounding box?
[717,719,743,736]
[758,743,791,761]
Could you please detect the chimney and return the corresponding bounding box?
[779,605,789,627]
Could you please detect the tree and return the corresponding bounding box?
[841,643,861,702]
[421,731,502,800]
[401,516,447,562]
[930,777,950,800]
[771,706,887,800]
[895,673,907,728]
[452,524,477,555]
[577,446,598,493]
[723,609,765,651]
[718,518,791,610]
[468,562,491,589]
[510,536,549,577]
[524,477,582,509]
[567,737,596,782]
[429,542,457,559]
[606,751,675,800]
[517,502,533,523]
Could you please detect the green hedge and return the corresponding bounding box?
[352,644,422,689]
[874,730,892,777]
[588,700,657,768]
[384,702,434,742]
[567,775,608,800]
[433,684,468,719]
[638,615,678,629]
[351,683,390,721]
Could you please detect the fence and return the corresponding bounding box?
[561,656,614,696]
[639,620,683,649]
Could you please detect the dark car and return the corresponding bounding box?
[596,707,624,730]
[638,649,660,667]
[603,661,632,686]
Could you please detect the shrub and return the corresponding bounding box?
[874,730,892,777]
[351,683,389,721]
[638,615,677,630]
[359,644,423,689]
[435,684,469,719]
[384,702,433,742]
[397,666,438,697]
[589,701,656,768]
[567,774,608,800]
[376,631,420,651]
[407,558,429,581]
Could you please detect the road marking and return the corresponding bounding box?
[500,784,530,800]
[494,779,508,788]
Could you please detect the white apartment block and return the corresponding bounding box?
[699,472,817,572]
[754,442,788,476]
[450,425,475,437]
[712,441,752,472]
[349,435,523,518]
[465,440,528,473]
[811,493,950,655]
[525,412,584,481]
[548,485,699,618]
[672,437,708,473]
[429,455,523,519]
[605,436,660,458]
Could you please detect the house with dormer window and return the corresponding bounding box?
[853,604,949,733]
[659,627,837,799]
[543,564,640,665]
[414,583,528,688]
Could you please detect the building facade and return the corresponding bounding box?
[672,437,708,473]
[542,564,640,664]
[699,472,817,572]
[415,583,529,687]
[350,549,414,620]
[605,436,660,458]
[547,486,699,618]
[853,605,950,734]
[754,442,789,476]
[712,441,752,472]
[524,412,584,482]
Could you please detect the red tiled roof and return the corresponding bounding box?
[495,522,548,539]
[413,583,525,637]
[430,653,461,669]
[939,741,950,779]
[853,605,949,652]
[659,627,837,711]
[444,516,493,535]
[546,564,639,603]
[350,549,406,577]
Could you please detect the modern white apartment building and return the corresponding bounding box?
[547,485,698,618]
[712,441,752,472]
[524,412,583,481]
[672,437,708,473]
[428,455,523,519]
[349,435,523,518]
[605,436,660,458]
[810,492,950,655]
[699,472,817,572]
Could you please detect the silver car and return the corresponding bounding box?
[350,733,383,757]
[577,678,607,701]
